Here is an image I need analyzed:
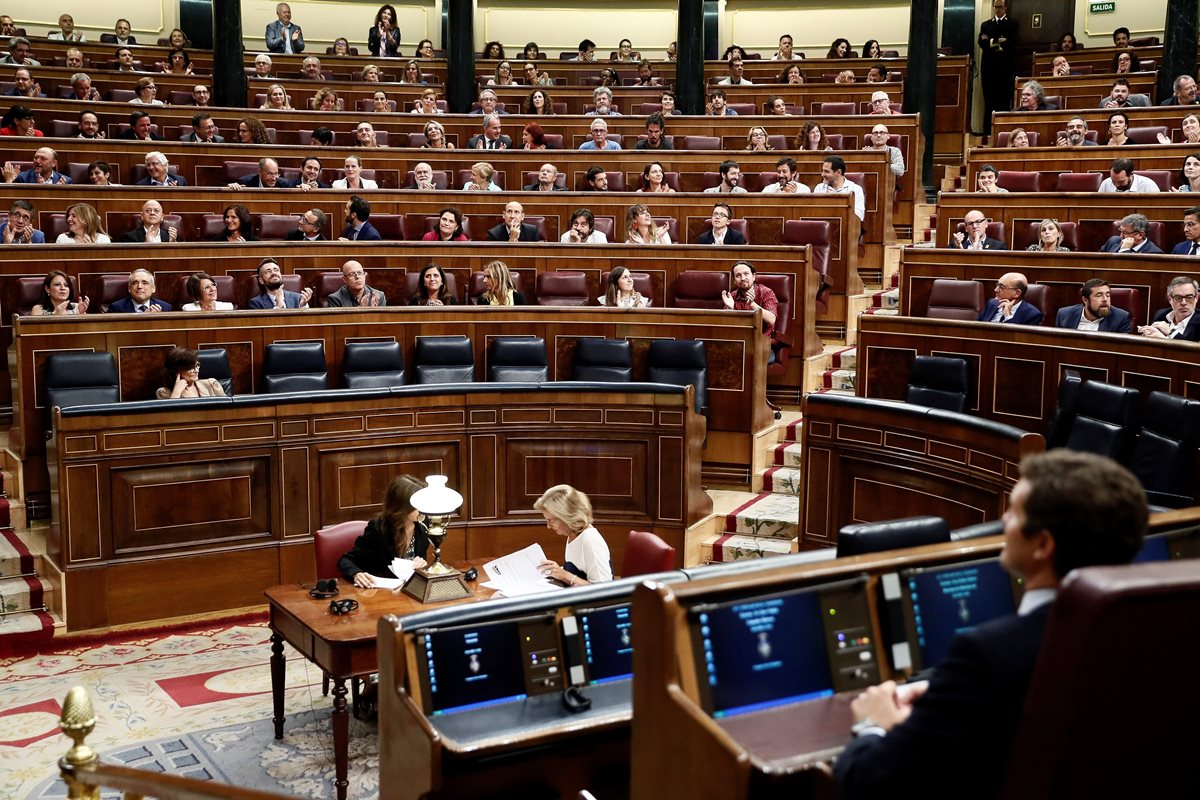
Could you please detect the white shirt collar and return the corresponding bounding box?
[1018,587,1056,615]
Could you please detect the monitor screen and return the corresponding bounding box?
[1134,533,1171,563]
[901,558,1018,672]
[421,620,529,716]
[578,604,634,684]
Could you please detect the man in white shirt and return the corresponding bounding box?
[561,208,608,243]
[813,155,865,221]
[761,157,809,193]
[717,56,753,85]
[772,34,802,60]
[703,160,748,193]
[863,124,906,178]
[1141,276,1200,340]
[1098,158,1161,193]
[48,14,86,42]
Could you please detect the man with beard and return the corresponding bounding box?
[1054,279,1132,333]
[248,258,313,309]
[703,160,747,193]
[1056,117,1100,147]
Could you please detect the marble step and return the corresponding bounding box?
[701,532,798,563]
[763,465,803,496]
[724,492,800,540]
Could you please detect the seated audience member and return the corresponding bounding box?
[301,56,324,80]
[522,122,547,150]
[572,39,596,62]
[814,155,866,221]
[587,86,620,116]
[707,88,738,116]
[1027,218,1070,251]
[524,163,564,192]
[192,84,211,106]
[534,485,613,586]
[470,88,507,116]
[482,41,504,59]
[421,120,452,149]
[1055,278,1132,333]
[340,195,381,240]
[311,87,340,111]
[625,203,671,244]
[1099,77,1149,109]
[977,272,1042,324]
[975,164,1008,193]
[0,17,16,37]
[167,28,189,48]
[1015,80,1055,111]
[86,160,116,185]
[468,113,512,150]
[1140,276,1200,340]
[1173,207,1200,252]
[333,155,377,189]
[866,63,889,83]
[1056,116,1099,147]
[524,62,554,87]
[698,202,746,245]
[254,54,274,77]
[1051,55,1071,77]
[249,258,312,309]
[1161,74,1199,106]
[718,55,752,85]
[1,37,40,66]
[600,265,650,307]
[63,54,86,75]
[331,38,350,56]
[423,207,469,241]
[162,48,194,75]
[722,44,748,61]
[49,13,85,41]
[32,269,89,315]
[767,96,791,116]
[338,475,431,588]
[229,157,292,190]
[521,41,540,60]
[182,272,234,311]
[1112,26,1130,47]
[4,147,70,184]
[0,105,42,136]
[562,208,608,243]
[477,260,525,305]
[402,62,426,84]
[762,156,809,193]
[138,151,187,186]
[407,161,437,190]
[410,262,458,305]
[638,161,675,193]
[837,450,1146,800]
[109,269,173,312]
[659,90,678,115]
[129,77,164,106]
[0,200,43,243]
[666,41,677,61]
[295,156,328,190]
[779,64,805,85]
[1060,32,1080,50]
[633,60,659,86]
[488,201,543,242]
[864,123,906,178]
[463,161,501,191]
[212,204,257,243]
[56,203,110,244]
[354,122,385,148]
[326,259,385,307]
[1006,127,1030,148]
[286,207,327,240]
[613,38,640,62]
[954,209,1006,250]
[410,262,457,306]
[1099,157,1161,192]
[124,200,177,242]
[524,89,554,116]
[1163,116,1200,146]
[828,38,852,57]
[704,159,748,193]
[773,33,801,61]
[1107,111,1131,146]
[583,166,609,191]
[1111,49,1140,74]
[722,261,778,358]
[746,126,774,151]
[119,111,164,141]
[181,113,223,143]
[76,111,103,139]
[105,18,137,46]
[308,126,334,146]
[835,70,857,83]
[635,113,672,150]
[412,87,442,115]
[580,118,621,150]
[113,47,136,71]
[1099,213,1163,253]
[869,90,900,114]
[6,68,45,98]
[260,83,292,111]
[486,60,515,86]
[798,121,833,151]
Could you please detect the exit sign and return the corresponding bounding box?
[1090,1,1116,12]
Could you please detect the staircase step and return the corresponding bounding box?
[829,347,857,370]
[763,465,803,496]
[870,287,900,310]
[724,492,800,539]
[701,532,798,563]
[784,419,803,441]
[0,526,33,578]
[772,441,802,467]
[822,368,856,391]
[0,574,44,614]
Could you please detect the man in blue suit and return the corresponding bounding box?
[8,147,71,184]
[339,195,381,241]
[1171,207,1200,255]
[836,450,1147,800]
[107,269,173,313]
[227,158,293,190]
[977,272,1043,325]
[1054,279,1132,333]
[248,258,313,310]
[265,3,304,53]
[1099,213,1164,254]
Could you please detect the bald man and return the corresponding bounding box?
[977,272,1043,325]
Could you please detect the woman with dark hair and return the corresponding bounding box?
[525,89,554,115]
[212,204,256,242]
[828,38,852,58]
[421,208,469,242]
[797,121,832,151]
[1174,153,1200,192]
[521,122,547,150]
[402,61,427,84]
[338,474,431,588]
[523,42,540,60]
[778,64,804,85]
[409,262,459,305]
[162,48,192,75]
[598,67,620,87]
[721,44,747,61]
[862,40,882,59]
[415,39,435,58]
[600,266,650,308]
[87,160,115,185]
[488,60,516,86]
[482,41,505,59]
[1107,111,1131,146]
[32,270,89,315]
[613,38,640,62]
[332,37,351,56]
[130,76,164,106]
[182,272,234,311]
[157,347,225,399]
[0,105,42,136]
[369,5,401,58]
[660,91,678,115]
[638,161,674,193]
[1112,50,1141,73]
[476,260,525,305]
[236,117,271,144]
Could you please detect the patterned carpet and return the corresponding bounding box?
[0,615,379,799]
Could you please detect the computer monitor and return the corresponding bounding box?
[1134,533,1172,563]
[686,577,877,719]
[563,603,634,685]
[1134,527,1200,562]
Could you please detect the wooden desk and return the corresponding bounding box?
[992,106,1194,146]
[964,142,1195,191]
[1031,45,1164,76]
[266,567,493,800]
[1008,71,1157,109]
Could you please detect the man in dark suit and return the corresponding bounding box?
[977,0,1018,136]
[265,3,304,53]
[1140,276,1200,341]
[117,111,164,141]
[135,152,187,186]
[179,113,224,143]
[487,201,543,242]
[953,209,1006,250]
[466,114,512,150]
[836,450,1147,800]
[1054,279,1133,333]
[697,202,746,245]
[248,258,313,309]
[107,269,173,312]
[228,158,293,190]
[285,208,327,241]
[977,272,1043,325]
[1099,213,1164,253]
[123,200,177,243]
[523,163,566,192]
[1171,207,1200,255]
[7,147,71,184]
[1160,74,1199,106]
[339,195,381,241]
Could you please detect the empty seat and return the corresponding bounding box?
[680,135,720,150]
[1127,126,1168,145]
[1045,370,1084,449]
[621,530,676,576]
[342,341,405,389]
[262,341,328,393]
[1128,391,1200,508]
[44,352,119,418]
[926,279,986,321]
[572,339,633,382]
[905,355,970,413]
[488,337,548,382]
[647,340,707,413]
[1062,380,1139,462]
[782,219,834,308]
[257,214,300,240]
[671,271,728,310]
[198,349,233,396]
[997,171,1042,192]
[535,272,589,306]
[836,516,951,558]
[819,102,855,114]
[1022,284,1051,325]
[950,519,1003,541]
[413,336,474,384]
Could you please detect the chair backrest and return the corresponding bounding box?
[262,341,328,393]
[414,335,474,384]
[1022,284,1050,323]
[1064,380,1140,461]
[198,348,233,396]
[671,271,728,309]
[1139,169,1173,192]
[1128,391,1200,504]
[343,340,405,389]
[1108,286,1142,329]
[488,337,548,382]
[926,279,985,320]
[314,520,367,580]
[753,273,793,341]
[836,516,951,557]
[95,274,134,313]
[819,102,855,114]
[572,338,633,382]
[997,170,1042,192]
[680,135,720,150]
[535,272,589,306]
[368,214,405,241]
[42,213,69,242]
[1053,172,1103,192]
[646,339,707,412]
[44,352,119,416]
[258,214,300,241]
[621,530,676,576]
[905,355,970,413]
[1045,369,1084,449]
[1127,126,1168,145]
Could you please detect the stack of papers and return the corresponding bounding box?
[482,544,564,597]
[369,558,418,591]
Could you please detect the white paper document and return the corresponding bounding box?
[371,558,418,590]
[482,543,564,596]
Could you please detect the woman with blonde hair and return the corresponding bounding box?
[338,474,431,588]
[260,84,292,110]
[411,88,442,115]
[463,161,501,191]
[534,484,612,586]
[746,126,774,151]
[1026,219,1071,252]
[422,119,453,147]
[56,203,110,244]
[312,87,340,111]
[625,203,671,244]
[476,260,525,305]
[600,266,651,308]
[1007,127,1030,148]
[362,64,382,82]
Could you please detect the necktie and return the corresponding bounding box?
[1191,242,1198,256]
[351,228,358,241]
[137,304,148,313]
[992,307,1004,322]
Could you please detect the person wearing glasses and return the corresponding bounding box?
[1099,213,1163,254]
[863,124,906,178]
[1140,276,1200,340]
[325,259,386,307]
[157,348,226,399]
[977,272,1042,325]
[697,203,746,245]
[953,210,1006,250]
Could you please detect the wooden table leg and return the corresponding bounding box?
[332,676,350,800]
[270,632,285,740]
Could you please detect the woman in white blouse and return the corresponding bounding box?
[599,266,651,308]
[182,272,234,311]
[56,204,111,244]
[333,155,378,189]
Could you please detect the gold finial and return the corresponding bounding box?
[60,686,98,769]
